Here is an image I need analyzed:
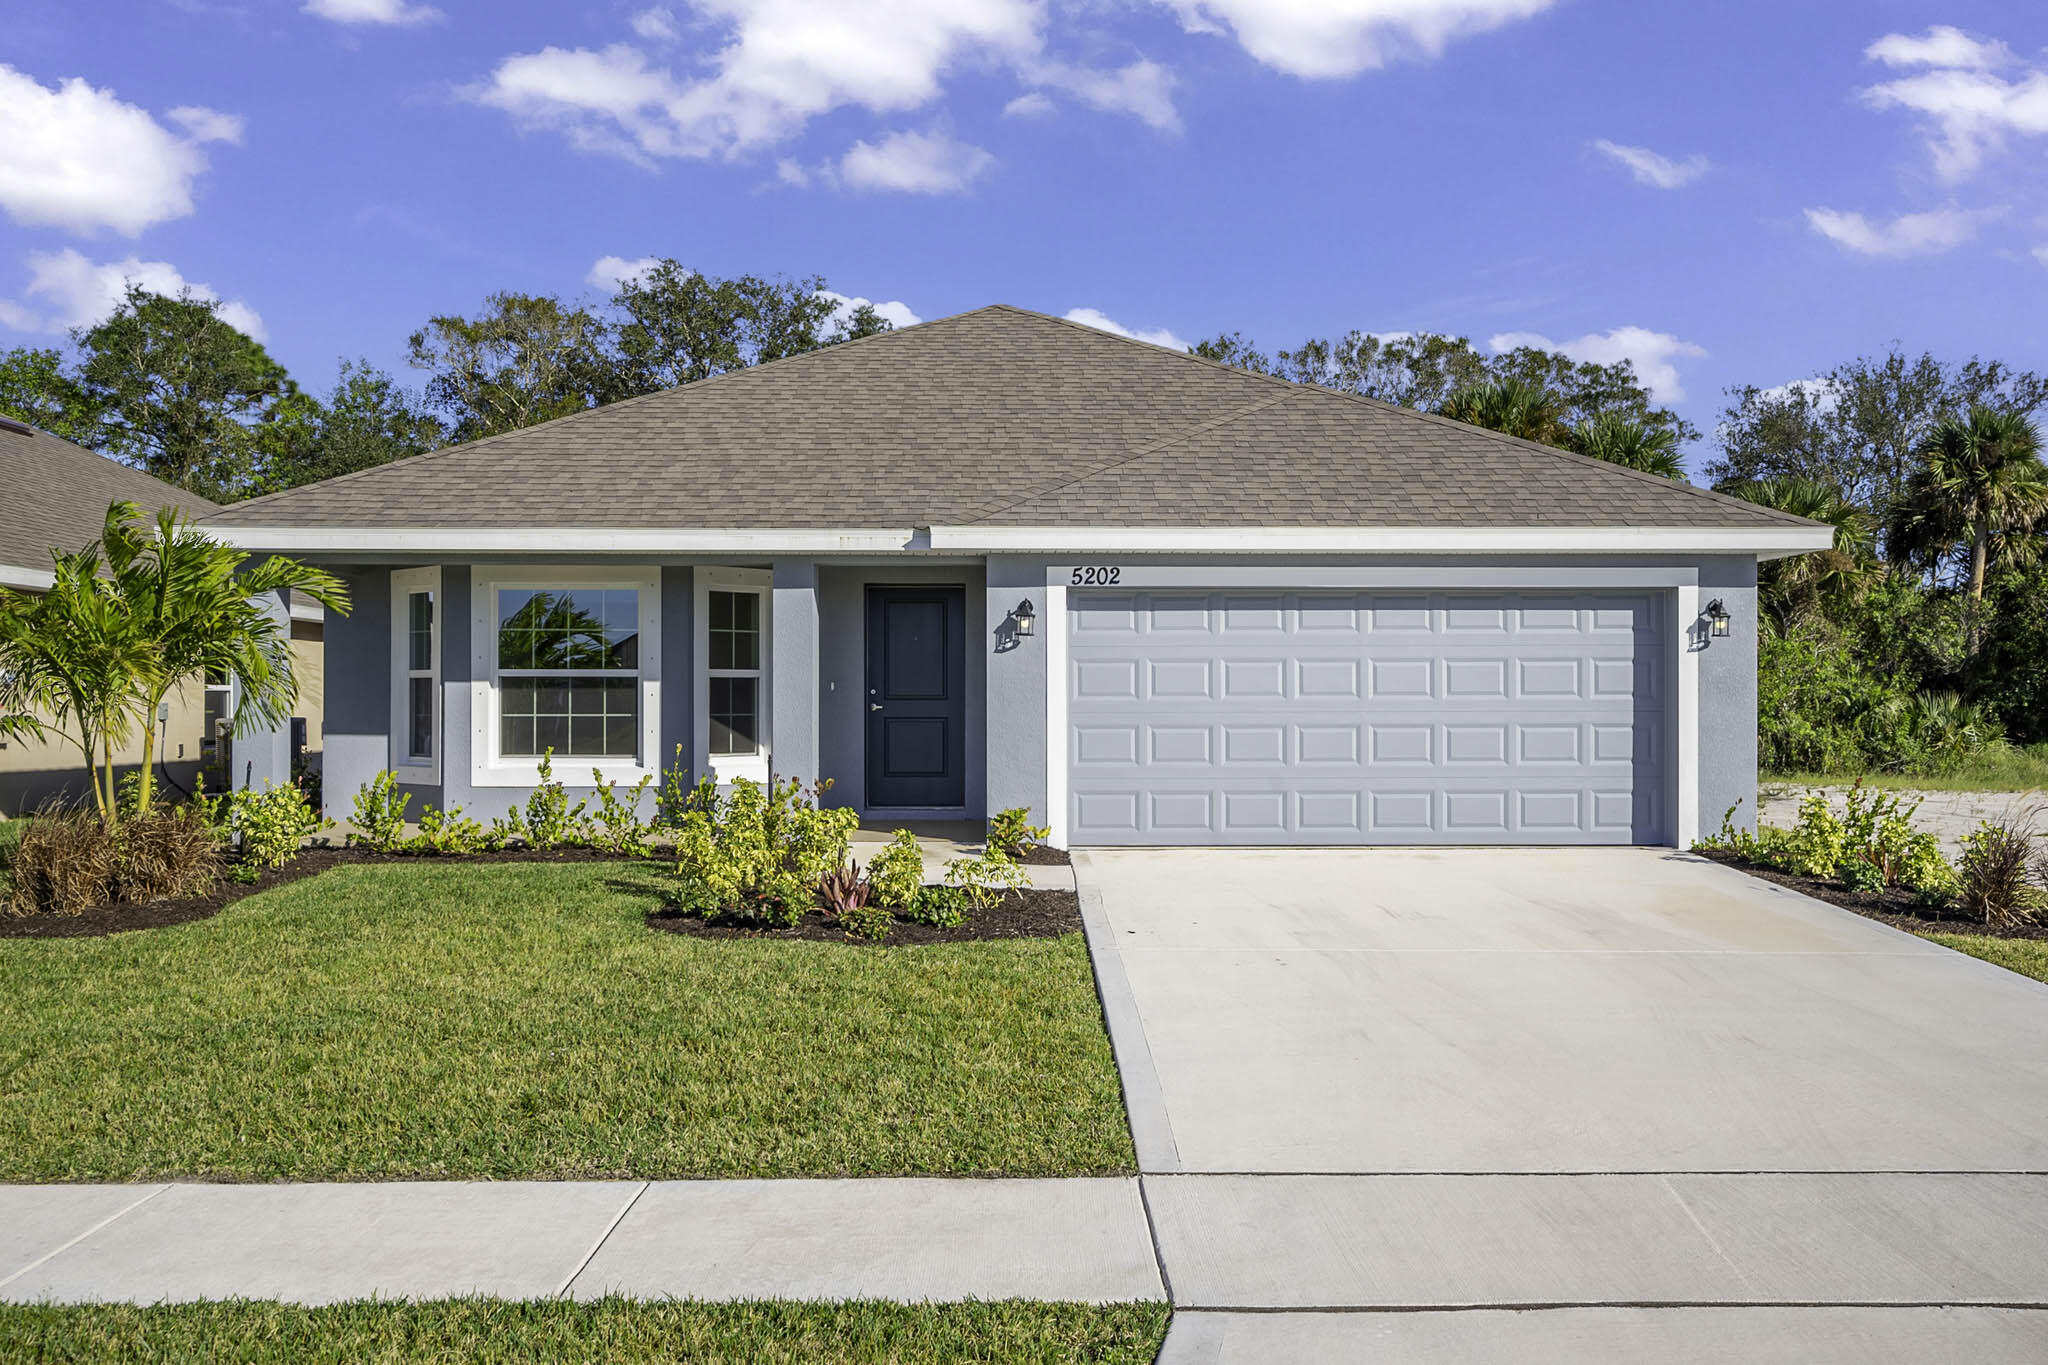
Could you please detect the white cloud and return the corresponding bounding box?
[1867,26,2011,72]
[166,105,243,145]
[1804,206,1978,258]
[1064,307,1190,352]
[1003,90,1055,118]
[839,129,992,194]
[302,0,442,26]
[1859,29,2048,181]
[472,1,1040,165]
[818,289,921,331]
[1487,326,1707,403]
[587,255,665,290]
[1023,59,1179,131]
[1161,0,1557,79]
[629,6,679,42]
[0,298,37,332]
[2035,244,2048,268]
[0,65,235,236]
[1591,139,1708,190]
[12,248,265,339]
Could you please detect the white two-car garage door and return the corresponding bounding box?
[1066,590,1670,846]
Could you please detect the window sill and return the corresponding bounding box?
[471,759,658,789]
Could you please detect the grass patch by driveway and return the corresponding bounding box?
[0,1299,1171,1364]
[1767,741,2048,794]
[0,861,1134,1181]
[1922,932,2048,986]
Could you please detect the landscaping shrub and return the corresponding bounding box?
[945,847,1028,912]
[230,782,325,871]
[1957,818,2046,930]
[672,777,859,926]
[500,751,591,850]
[7,805,221,916]
[590,772,657,857]
[1777,792,1848,879]
[405,805,494,855]
[656,745,716,828]
[905,883,969,928]
[818,858,891,941]
[987,807,1049,860]
[866,830,925,911]
[350,772,411,852]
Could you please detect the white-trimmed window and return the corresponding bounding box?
[389,567,440,781]
[694,566,771,783]
[471,566,661,787]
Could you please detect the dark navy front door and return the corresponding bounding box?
[865,585,966,808]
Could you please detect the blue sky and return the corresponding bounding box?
[4,0,2046,470]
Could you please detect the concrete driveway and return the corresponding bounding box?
[1075,848,2048,1361]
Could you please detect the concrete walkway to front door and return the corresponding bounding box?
[1073,848,2048,1362]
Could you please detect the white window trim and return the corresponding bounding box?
[694,566,772,785]
[468,564,662,789]
[390,567,441,783]
[1041,565,1703,851]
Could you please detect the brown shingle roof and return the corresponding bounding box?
[0,419,220,573]
[201,305,1808,533]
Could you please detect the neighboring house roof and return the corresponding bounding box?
[199,305,1825,553]
[0,417,221,587]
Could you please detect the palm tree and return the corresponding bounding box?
[1724,476,1877,626]
[0,501,349,821]
[1571,412,1686,480]
[1888,406,2048,604]
[1438,379,1568,446]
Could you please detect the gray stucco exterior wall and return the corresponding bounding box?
[984,556,1048,826]
[772,560,821,789]
[320,566,403,819]
[231,589,295,793]
[1698,555,1760,835]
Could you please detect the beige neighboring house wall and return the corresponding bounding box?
[0,415,320,813]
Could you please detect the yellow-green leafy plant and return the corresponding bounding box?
[1778,792,1847,879]
[590,770,657,856]
[945,847,1027,912]
[987,807,1049,860]
[672,777,859,926]
[904,882,968,928]
[866,829,926,910]
[231,780,326,870]
[503,750,590,850]
[349,771,411,851]
[404,804,490,855]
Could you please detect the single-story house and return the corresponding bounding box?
[197,306,1829,847]
[0,416,325,814]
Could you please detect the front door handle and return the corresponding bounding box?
[869,702,884,712]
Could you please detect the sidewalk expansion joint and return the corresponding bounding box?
[555,1181,649,1299]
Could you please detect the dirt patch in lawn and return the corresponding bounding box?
[0,845,647,940]
[1697,849,2048,943]
[648,887,1081,945]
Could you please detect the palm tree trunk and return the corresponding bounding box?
[136,707,157,818]
[1966,525,1990,655]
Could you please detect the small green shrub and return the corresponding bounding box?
[504,750,590,850]
[905,882,969,928]
[945,847,1027,911]
[591,771,657,856]
[1957,819,2045,930]
[1777,792,1847,879]
[867,829,926,910]
[231,781,326,870]
[350,772,411,852]
[1839,856,1886,894]
[656,745,716,828]
[987,807,1049,860]
[672,777,859,926]
[837,900,894,942]
[404,805,491,855]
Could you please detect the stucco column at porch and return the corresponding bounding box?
[771,559,821,788]
[231,588,294,792]
[985,557,1049,828]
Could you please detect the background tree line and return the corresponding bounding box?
[6,282,2045,779]
[0,267,889,502]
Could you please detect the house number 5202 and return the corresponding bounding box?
[1069,566,1122,585]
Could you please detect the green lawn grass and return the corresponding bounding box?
[1768,741,2048,794]
[0,1299,1171,1365]
[0,861,1133,1181]
[1920,932,2048,986]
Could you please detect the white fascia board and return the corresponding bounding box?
[0,563,54,591]
[195,527,924,555]
[931,525,1836,560]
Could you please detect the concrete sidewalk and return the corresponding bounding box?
[0,1179,1162,1306]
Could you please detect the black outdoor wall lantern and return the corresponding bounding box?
[1013,599,1037,637]
[1705,598,1731,638]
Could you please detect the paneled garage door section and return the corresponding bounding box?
[1067,591,1668,845]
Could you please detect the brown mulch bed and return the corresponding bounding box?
[1697,849,2048,942]
[1014,844,1071,867]
[648,887,1081,946]
[0,844,647,941]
